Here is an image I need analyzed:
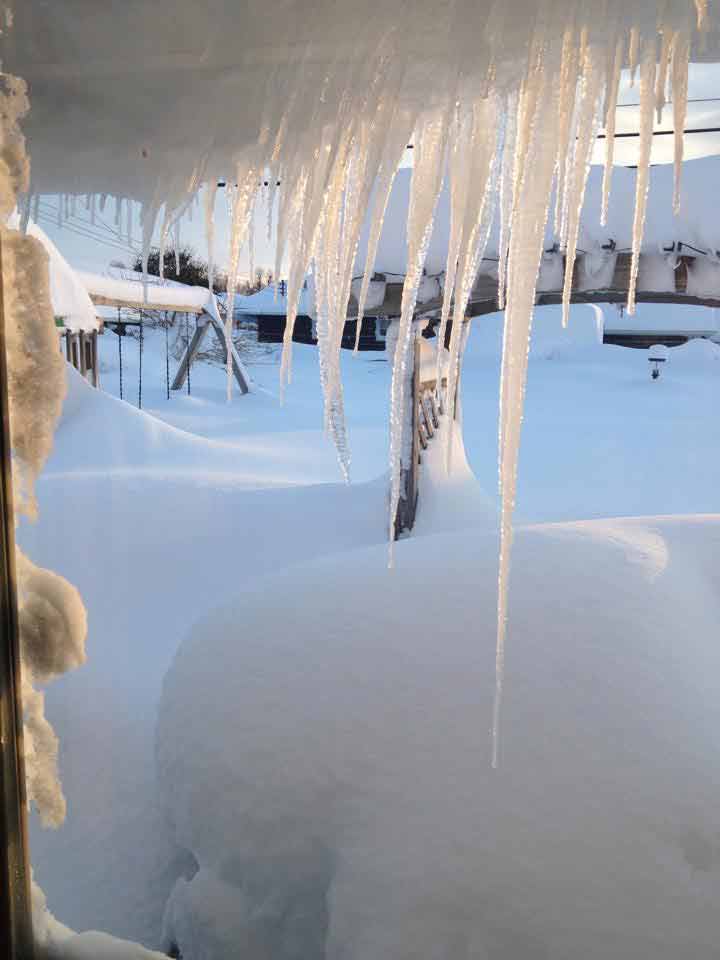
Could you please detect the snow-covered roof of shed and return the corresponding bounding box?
[603,301,719,333]
[234,284,314,317]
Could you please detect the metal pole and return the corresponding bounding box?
[185,313,191,396]
[0,230,36,959]
[165,313,170,401]
[138,310,143,410]
[117,308,123,401]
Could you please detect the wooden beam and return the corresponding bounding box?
[171,316,251,395]
[89,293,204,315]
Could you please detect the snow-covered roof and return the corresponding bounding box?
[77,271,221,322]
[357,157,720,280]
[602,302,719,335]
[234,284,315,317]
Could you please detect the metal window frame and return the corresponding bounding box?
[0,235,36,958]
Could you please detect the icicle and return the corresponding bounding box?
[354,108,414,349]
[174,221,181,276]
[442,94,501,469]
[628,27,640,86]
[225,162,261,403]
[561,45,604,328]
[158,209,170,280]
[140,202,159,300]
[655,30,672,123]
[627,39,657,315]
[247,202,256,295]
[266,172,278,245]
[494,22,564,769]
[671,29,689,215]
[694,0,708,32]
[32,192,39,224]
[203,181,218,293]
[553,25,582,238]
[436,104,471,385]
[497,92,518,312]
[601,36,624,226]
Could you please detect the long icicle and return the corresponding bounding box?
[671,29,690,215]
[627,38,657,315]
[601,35,624,227]
[494,14,564,770]
[561,44,604,328]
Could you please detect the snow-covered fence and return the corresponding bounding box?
[62,328,99,387]
[391,326,453,540]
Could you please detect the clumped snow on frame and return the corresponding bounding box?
[0,69,87,916]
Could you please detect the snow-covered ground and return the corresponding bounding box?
[18,304,720,954]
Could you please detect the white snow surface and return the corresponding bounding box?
[17,307,720,952]
[33,879,166,959]
[157,516,720,960]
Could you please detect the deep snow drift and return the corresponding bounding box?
[19,310,720,952]
[157,518,720,960]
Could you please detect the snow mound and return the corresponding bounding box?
[157,517,720,960]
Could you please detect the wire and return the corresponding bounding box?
[616,96,720,108]
[597,125,720,140]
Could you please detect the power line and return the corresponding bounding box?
[616,96,720,108]
[597,125,720,140]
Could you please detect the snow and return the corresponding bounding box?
[156,516,720,960]
[77,270,221,323]
[9,6,720,745]
[604,301,719,334]
[6,2,720,950]
[3,228,66,521]
[17,546,86,828]
[17,305,720,953]
[33,878,166,960]
[358,156,720,285]
[234,283,315,318]
[8,217,99,333]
